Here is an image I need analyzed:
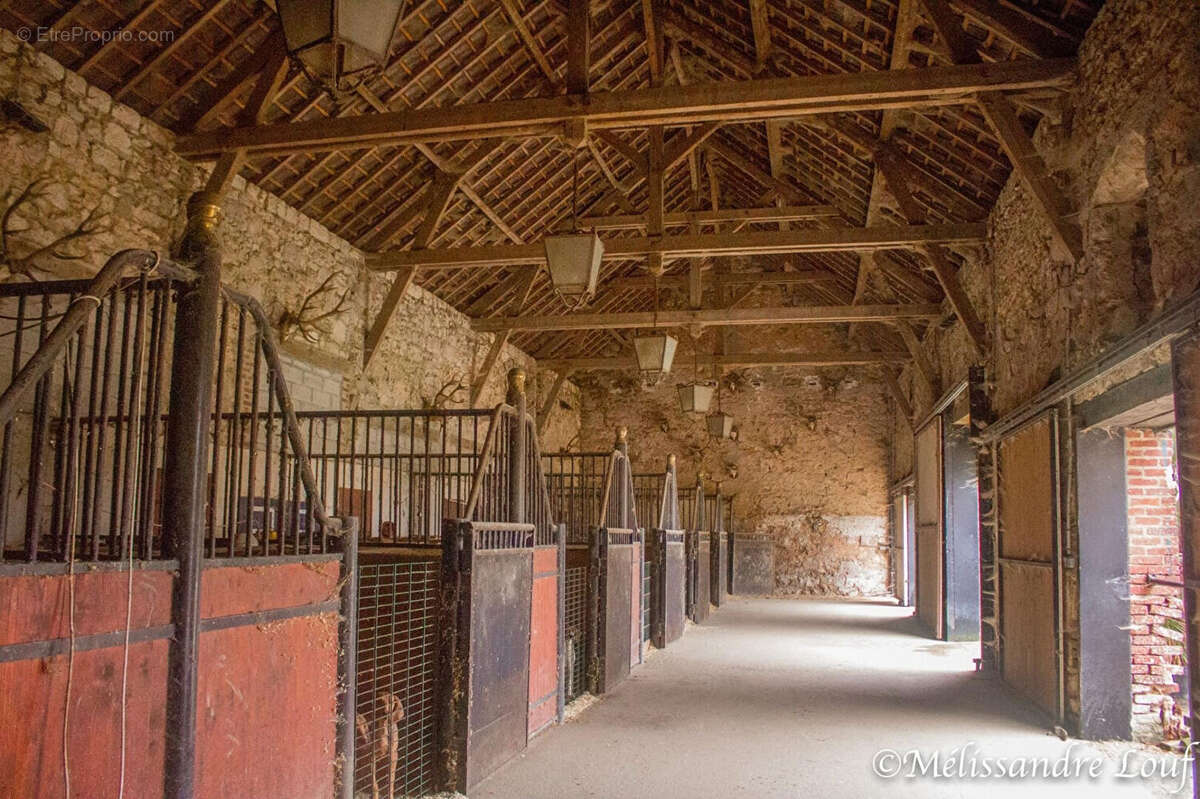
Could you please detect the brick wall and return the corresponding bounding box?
[1125,428,1186,741]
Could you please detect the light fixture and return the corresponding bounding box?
[544,147,602,308]
[633,271,676,385]
[544,233,602,302]
[677,341,713,413]
[276,0,405,94]
[678,382,714,414]
[633,333,677,382]
[706,367,734,439]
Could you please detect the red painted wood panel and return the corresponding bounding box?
[200,560,339,618]
[528,547,559,738]
[0,639,169,799]
[0,569,173,646]
[196,613,339,799]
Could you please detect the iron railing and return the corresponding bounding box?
[0,258,340,562]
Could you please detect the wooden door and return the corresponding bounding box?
[915,419,944,637]
[996,414,1059,717]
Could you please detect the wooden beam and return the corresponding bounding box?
[499,0,558,84]
[540,350,911,371]
[566,0,591,95]
[469,265,539,405]
[659,8,757,76]
[950,0,1075,59]
[467,265,539,317]
[586,138,638,214]
[366,223,986,270]
[916,0,978,66]
[896,320,939,395]
[869,145,989,353]
[362,267,418,367]
[363,142,499,366]
[593,130,645,170]
[179,32,286,132]
[537,370,571,434]
[707,141,809,205]
[647,126,665,276]
[472,303,942,333]
[748,0,773,68]
[608,270,836,291]
[641,0,665,84]
[176,59,1077,158]
[203,40,289,197]
[881,366,915,423]
[976,91,1083,262]
[662,122,721,169]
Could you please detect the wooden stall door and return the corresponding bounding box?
[915,419,944,637]
[997,415,1059,717]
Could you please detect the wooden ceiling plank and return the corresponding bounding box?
[114,0,232,103]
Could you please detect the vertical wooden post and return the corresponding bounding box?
[1170,333,1200,792]
[507,368,527,524]
[162,191,223,799]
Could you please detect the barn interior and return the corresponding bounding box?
[0,0,1199,797]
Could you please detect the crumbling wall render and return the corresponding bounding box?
[0,29,581,446]
[578,367,890,597]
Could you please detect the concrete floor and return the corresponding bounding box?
[474,598,1189,799]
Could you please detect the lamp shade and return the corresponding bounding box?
[544,232,603,300]
[277,0,404,90]
[706,411,735,439]
[677,382,715,414]
[633,333,677,380]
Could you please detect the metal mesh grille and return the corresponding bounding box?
[356,559,440,798]
[564,565,588,701]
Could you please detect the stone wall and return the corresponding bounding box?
[0,28,579,450]
[576,353,891,598]
[889,0,1200,732]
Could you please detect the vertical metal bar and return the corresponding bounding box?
[0,295,26,559]
[262,361,276,554]
[244,329,262,557]
[207,299,228,558]
[162,193,223,799]
[24,296,53,561]
[507,369,527,524]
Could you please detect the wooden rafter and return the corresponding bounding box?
[499,0,558,85]
[582,204,838,230]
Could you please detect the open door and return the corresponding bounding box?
[996,414,1060,718]
[915,418,944,637]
